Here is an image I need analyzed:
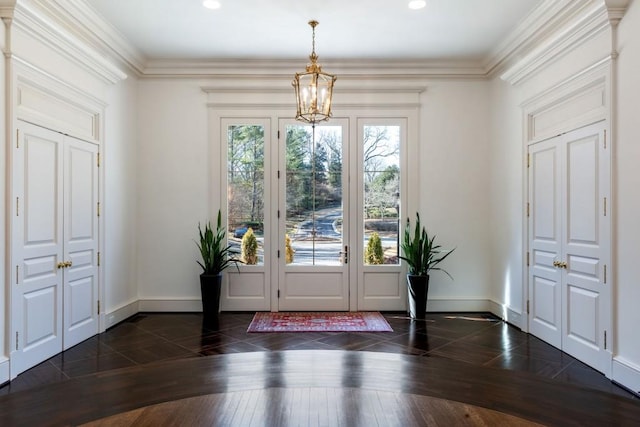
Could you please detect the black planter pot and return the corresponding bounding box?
[407,274,429,320]
[200,274,222,329]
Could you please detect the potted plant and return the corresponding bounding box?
[399,212,454,319]
[196,210,240,325]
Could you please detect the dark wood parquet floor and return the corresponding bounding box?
[0,312,638,426]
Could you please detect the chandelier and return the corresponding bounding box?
[292,20,337,124]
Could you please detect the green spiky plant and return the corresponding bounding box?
[399,212,454,278]
[196,210,240,275]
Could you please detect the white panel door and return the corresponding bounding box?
[278,120,349,311]
[527,121,610,375]
[63,137,99,349]
[561,124,610,374]
[12,122,64,375]
[12,122,100,376]
[528,139,562,348]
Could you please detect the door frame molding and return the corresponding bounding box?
[204,84,424,312]
[522,59,613,373]
[7,61,106,378]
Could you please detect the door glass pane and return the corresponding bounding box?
[363,125,400,265]
[286,125,343,266]
[227,125,264,265]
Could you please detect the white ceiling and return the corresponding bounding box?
[85,0,542,63]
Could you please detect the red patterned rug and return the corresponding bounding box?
[247,312,393,333]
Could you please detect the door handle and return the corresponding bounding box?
[340,246,349,264]
[64,261,73,268]
[553,260,567,269]
[57,262,66,269]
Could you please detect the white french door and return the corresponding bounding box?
[277,119,350,311]
[221,117,405,312]
[11,121,99,376]
[528,121,611,374]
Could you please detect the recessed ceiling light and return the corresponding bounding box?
[408,0,426,10]
[202,0,221,10]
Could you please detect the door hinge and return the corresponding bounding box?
[277,289,280,298]
[16,129,19,148]
[527,202,530,217]
[15,332,18,351]
[527,153,530,168]
[97,152,101,167]
[277,250,280,258]
[604,264,607,284]
[526,252,530,267]
[603,197,607,216]
[97,252,101,267]
[97,300,100,315]
[277,130,280,139]
[16,197,19,216]
[16,265,19,284]
[277,170,280,179]
[97,202,100,217]
[604,130,607,149]
[526,300,530,315]
[604,330,607,350]
[277,210,280,219]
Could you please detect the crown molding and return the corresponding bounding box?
[52,0,145,74]
[13,0,127,84]
[500,0,620,85]
[484,0,572,76]
[142,58,488,80]
[201,86,427,95]
[7,0,627,84]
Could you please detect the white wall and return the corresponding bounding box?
[488,76,525,326]
[103,74,139,326]
[490,1,640,392]
[136,79,210,306]
[134,77,494,311]
[489,23,612,328]
[419,81,492,309]
[5,4,139,331]
[613,0,640,392]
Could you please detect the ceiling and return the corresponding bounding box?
[85,0,542,63]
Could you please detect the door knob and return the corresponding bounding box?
[553,260,567,269]
[57,262,66,269]
[64,261,73,268]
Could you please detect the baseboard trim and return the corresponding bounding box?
[136,298,498,314]
[612,356,640,396]
[488,300,524,329]
[0,357,9,385]
[104,300,139,329]
[138,299,202,312]
[426,298,492,312]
